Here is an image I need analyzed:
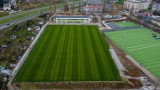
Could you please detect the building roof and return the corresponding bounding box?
[82,5,103,9]
[138,12,153,16]
[53,16,90,19]
[155,17,160,21]
[125,0,149,3]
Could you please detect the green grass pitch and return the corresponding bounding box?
[14,25,121,82]
[105,28,160,79]
[114,21,138,27]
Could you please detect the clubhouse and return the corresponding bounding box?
[52,16,91,24]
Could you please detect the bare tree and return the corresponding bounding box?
[130,5,134,16]
[70,0,75,15]
[78,2,81,13]
[102,0,109,12]
[64,2,69,15]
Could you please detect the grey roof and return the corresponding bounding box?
[53,16,89,19]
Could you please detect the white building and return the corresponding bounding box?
[3,3,11,10]
[53,16,91,24]
[124,0,152,12]
[152,2,160,12]
[3,0,11,11]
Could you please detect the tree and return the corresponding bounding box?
[78,2,81,13]
[64,2,69,15]
[70,0,75,15]
[50,0,56,14]
[148,3,152,10]
[130,5,134,16]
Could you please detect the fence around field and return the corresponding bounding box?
[48,22,98,25]
[7,22,48,87]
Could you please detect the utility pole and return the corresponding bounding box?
[49,0,56,21]
[85,0,88,15]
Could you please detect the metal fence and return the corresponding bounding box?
[7,22,48,87]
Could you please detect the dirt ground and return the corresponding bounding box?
[13,81,126,90]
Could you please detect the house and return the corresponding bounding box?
[35,26,41,31]
[137,12,153,22]
[10,0,17,7]
[0,66,5,71]
[3,0,11,11]
[1,69,11,76]
[1,44,7,48]
[2,0,16,11]
[27,28,32,31]
[124,0,152,12]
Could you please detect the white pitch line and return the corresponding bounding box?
[127,43,160,49]
[146,64,160,69]
[127,43,160,51]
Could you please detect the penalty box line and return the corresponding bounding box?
[127,43,160,51]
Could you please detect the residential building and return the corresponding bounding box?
[2,0,16,10]
[152,2,160,12]
[3,0,11,11]
[3,4,11,11]
[124,0,152,12]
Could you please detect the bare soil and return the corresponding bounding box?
[13,81,126,90]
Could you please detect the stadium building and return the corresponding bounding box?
[53,16,91,24]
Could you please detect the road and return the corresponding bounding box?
[0,10,49,30]
[0,1,85,30]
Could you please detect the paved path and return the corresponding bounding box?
[109,48,126,78]
[0,10,50,30]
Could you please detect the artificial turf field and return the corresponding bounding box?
[14,25,120,82]
[114,21,138,27]
[105,28,160,79]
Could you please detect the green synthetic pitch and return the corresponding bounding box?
[14,25,121,82]
[105,28,160,79]
[114,21,138,27]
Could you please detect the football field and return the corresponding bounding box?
[14,25,120,82]
[105,28,160,79]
